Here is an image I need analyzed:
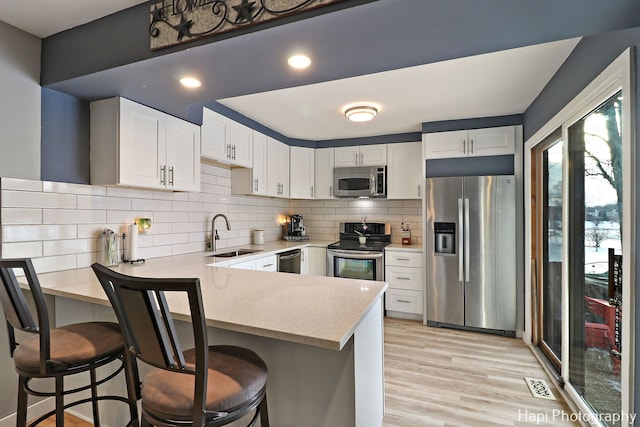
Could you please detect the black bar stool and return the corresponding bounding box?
[0,258,139,427]
[91,263,269,427]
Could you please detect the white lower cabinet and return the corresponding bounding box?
[255,254,277,272]
[228,259,256,270]
[227,254,277,271]
[301,247,326,276]
[385,249,423,319]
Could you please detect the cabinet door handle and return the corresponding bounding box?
[226,144,231,159]
[396,258,411,261]
[360,153,363,165]
[418,184,421,197]
[310,186,314,197]
[354,153,358,165]
[232,145,236,160]
[254,178,259,192]
[169,166,174,186]
[463,139,467,155]
[470,139,474,154]
[262,263,274,268]
[160,165,166,185]
[396,299,411,304]
[397,277,411,280]
[330,186,333,197]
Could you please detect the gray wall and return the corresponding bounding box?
[0,21,41,180]
[41,89,90,184]
[523,27,640,414]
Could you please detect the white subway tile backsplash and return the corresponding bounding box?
[1,208,42,224]
[2,241,43,258]
[3,191,76,209]
[106,211,151,225]
[43,209,106,225]
[153,233,190,246]
[3,225,77,242]
[43,238,95,256]
[153,191,189,201]
[173,222,204,233]
[1,162,422,272]
[154,211,190,223]
[139,245,172,259]
[44,181,106,196]
[106,186,155,199]
[32,255,77,274]
[1,178,43,192]
[172,201,204,212]
[77,195,131,210]
[172,242,204,255]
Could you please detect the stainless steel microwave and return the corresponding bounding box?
[333,166,387,198]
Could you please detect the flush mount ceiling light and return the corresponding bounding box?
[287,54,311,69]
[345,105,378,122]
[179,77,201,88]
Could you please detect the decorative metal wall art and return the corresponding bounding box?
[149,0,348,50]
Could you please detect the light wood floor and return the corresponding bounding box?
[38,318,578,427]
[383,318,578,427]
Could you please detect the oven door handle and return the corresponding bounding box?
[328,250,384,259]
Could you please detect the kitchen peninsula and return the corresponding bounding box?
[26,252,386,427]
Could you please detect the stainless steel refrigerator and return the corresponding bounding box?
[426,175,516,335]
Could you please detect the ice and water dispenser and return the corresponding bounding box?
[434,222,456,254]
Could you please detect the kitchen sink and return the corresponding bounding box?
[208,249,262,258]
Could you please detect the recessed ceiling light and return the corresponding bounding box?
[345,105,378,122]
[287,54,311,69]
[179,77,201,88]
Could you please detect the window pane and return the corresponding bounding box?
[567,91,622,424]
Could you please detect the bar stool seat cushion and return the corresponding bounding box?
[13,322,124,373]
[142,345,268,420]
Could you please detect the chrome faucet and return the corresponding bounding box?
[209,214,231,252]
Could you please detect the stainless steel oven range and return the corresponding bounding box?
[327,222,391,281]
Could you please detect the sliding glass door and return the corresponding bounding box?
[567,91,622,423]
[528,49,632,426]
[534,130,564,371]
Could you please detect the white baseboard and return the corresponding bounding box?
[0,397,54,427]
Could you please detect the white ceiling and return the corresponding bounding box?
[0,2,580,141]
[220,38,580,140]
[0,0,146,38]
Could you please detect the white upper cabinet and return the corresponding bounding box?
[201,108,252,168]
[231,131,268,196]
[423,126,515,159]
[289,146,315,199]
[90,97,200,192]
[251,132,268,196]
[314,147,335,199]
[226,120,253,167]
[267,137,289,198]
[165,115,201,192]
[334,144,387,167]
[387,142,422,199]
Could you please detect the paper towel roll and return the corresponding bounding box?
[127,223,138,261]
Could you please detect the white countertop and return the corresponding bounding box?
[206,239,334,265]
[28,245,386,351]
[385,244,423,252]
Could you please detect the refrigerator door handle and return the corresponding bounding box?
[458,198,464,282]
[464,198,470,280]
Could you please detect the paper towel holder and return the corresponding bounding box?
[122,219,151,264]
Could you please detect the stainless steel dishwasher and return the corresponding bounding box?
[277,249,301,274]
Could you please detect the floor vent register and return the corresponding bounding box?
[524,377,556,400]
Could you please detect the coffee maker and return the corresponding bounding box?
[283,214,308,241]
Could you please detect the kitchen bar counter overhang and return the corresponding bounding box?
[25,252,387,351]
[18,252,387,427]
